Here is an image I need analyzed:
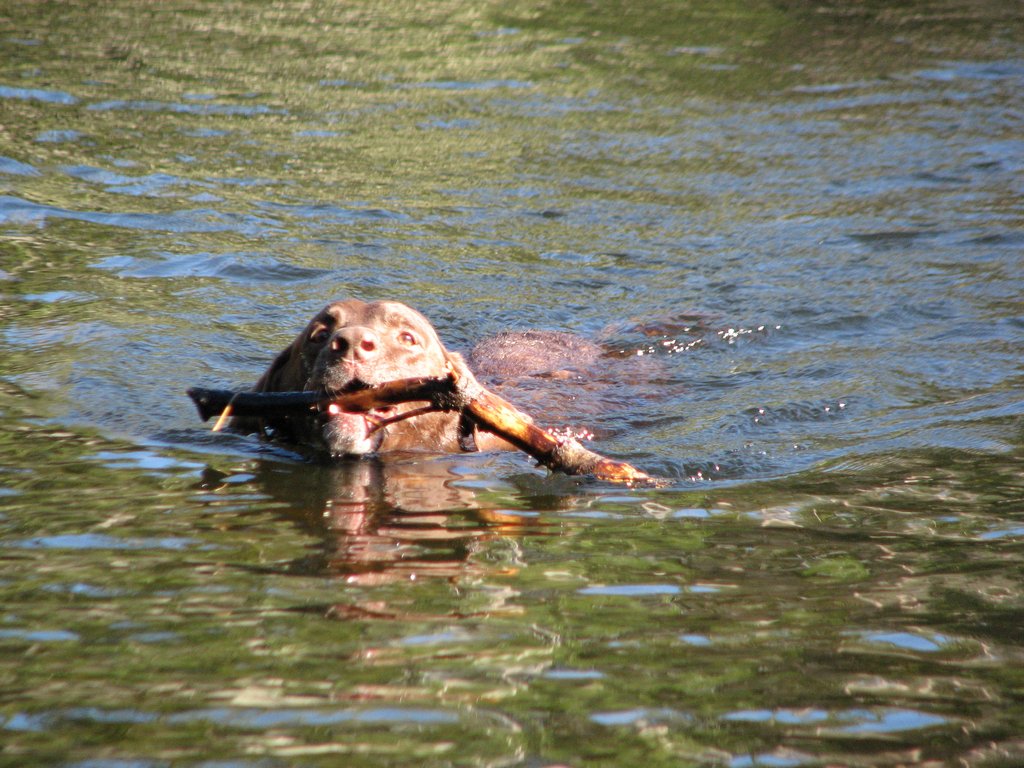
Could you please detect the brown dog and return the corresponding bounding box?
[236,299,515,456]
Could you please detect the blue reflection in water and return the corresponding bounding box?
[855,630,949,653]
[579,584,682,596]
[7,534,196,551]
[0,84,77,104]
[0,629,78,642]
[723,707,948,734]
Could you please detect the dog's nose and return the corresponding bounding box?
[329,326,380,361]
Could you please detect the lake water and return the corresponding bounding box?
[1,1,1022,765]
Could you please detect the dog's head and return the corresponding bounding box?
[252,299,463,455]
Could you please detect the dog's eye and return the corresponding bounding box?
[398,331,418,347]
[309,328,330,344]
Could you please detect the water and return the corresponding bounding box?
[1,1,1022,765]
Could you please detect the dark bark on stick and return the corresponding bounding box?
[186,377,454,423]
[187,370,662,486]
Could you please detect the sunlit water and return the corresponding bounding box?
[1,1,1022,765]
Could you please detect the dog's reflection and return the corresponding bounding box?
[212,453,564,600]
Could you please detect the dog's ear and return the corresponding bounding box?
[229,336,307,437]
[253,338,305,392]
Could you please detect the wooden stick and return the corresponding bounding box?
[186,377,454,423]
[187,372,662,486]
[444,364,661,486]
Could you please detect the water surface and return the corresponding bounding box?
[1,1,1022,765]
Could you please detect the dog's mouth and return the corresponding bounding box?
[315,379,398,456]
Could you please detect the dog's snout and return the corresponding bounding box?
[329,326,380,361]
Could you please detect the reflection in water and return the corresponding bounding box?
[203,455,562,597]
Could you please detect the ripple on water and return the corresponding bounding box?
[911,60,1024,83]
[61,165,199,196]
[86,99,285,116]
[0,84,77,104]
[257,200,410,224]
[0,5,1020,767]
[93,251,330,283]
[0,195,279,236]
[2,703,514,730]
[740,400,849,431]
[842,629,980,659]
[0,629,79,642]
[0,156,41,176]
[34,130,84,143]
[166,706,460,727]
[722,707,949,736]
[399,79,534,91]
